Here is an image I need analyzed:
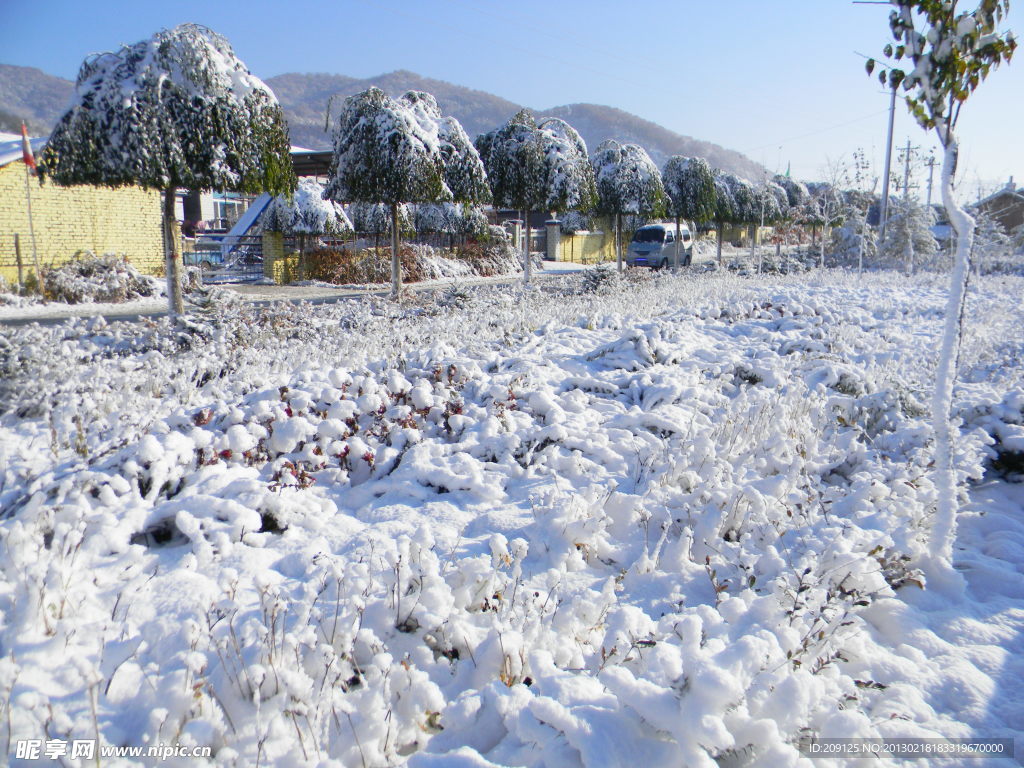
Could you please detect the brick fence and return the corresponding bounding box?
[0,161,164,285]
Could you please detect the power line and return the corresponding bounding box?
[743,108,890,154]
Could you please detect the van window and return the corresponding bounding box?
[665,231,674,242]
[632,227,665,243]
[682,231,691,241]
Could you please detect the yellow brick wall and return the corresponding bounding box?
[0,161,164,285]
[558,232,615,264]
[262,231,299,284]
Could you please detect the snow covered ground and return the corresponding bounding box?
[0,268,1021,766]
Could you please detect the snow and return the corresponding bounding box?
[1,268,1023,766]
[263,178,352,236]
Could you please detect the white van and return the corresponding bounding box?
[625,223,693,268]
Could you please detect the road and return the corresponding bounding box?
[0,262,594,328]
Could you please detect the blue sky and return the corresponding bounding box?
[2,0,1020,196]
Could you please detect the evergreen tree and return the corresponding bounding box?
[662,156,716,270]
[326,88,489,295]
[264,177,352,280]
[879,197,937,274]
[537,117,597,215]
[591,140,666,272]
[39,23,295,315]
[476,111,594,283]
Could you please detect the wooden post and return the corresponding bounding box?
[14,233,24,292]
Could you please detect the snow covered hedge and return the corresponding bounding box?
[301,242,521,285]
[41,252,159,304]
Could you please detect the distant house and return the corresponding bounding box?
[0,132,164,285]
[972,179,1024,233]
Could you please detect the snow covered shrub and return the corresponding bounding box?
[830,222,877,267]
[41,252,158,304]
[306,243,519,285]
[4,269,1023,766]
[958,389,1024,478]
[972,209,1018,275]
[578,263,619,294]
[878,199,939,274]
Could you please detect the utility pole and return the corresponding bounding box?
[879,84,897,246]
[900,138,917,199]
[925,153,937,207]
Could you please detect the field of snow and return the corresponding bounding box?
[1,268,1022,767]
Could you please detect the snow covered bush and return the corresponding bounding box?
[878,198,938,274]
[972,208,1017,275]
[41,252,158,304]
[2,269,1022,766]
[304,242,520,285]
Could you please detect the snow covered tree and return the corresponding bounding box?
[39,23,295,316]
[591,140,666,271]
[476,111,546,284]
[414,202,489,241]
[802,182,847,267]
[867,0,1015,569]
[325,88,489,295]
[537,117,597,215]
[349,202,413,238]
[879,197,937,273]
[263,177,352,280]
[662,156,716,270]
[971,207,1013,274]
[773,175,811,211]
[476,111,595,283]
[711,172,760,265]
[712,172,739,265]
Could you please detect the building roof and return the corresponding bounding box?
[290,149,333,178]
[0,134,333,178]
[0,134,48,169]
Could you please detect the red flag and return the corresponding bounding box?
[21,122,36,171]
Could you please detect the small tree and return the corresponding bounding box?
[662,156,717,270]
[971,208,1013,275]
[751,182,788,269]
[591,140,666,271]
[879,197,938,273]
[868,0,1015,568]
[326,88,489,296]
[39,23,295,315]
[263,177,352,280]
[804,181,847,267]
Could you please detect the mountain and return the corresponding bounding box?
[266,71,766,179]
[0,64,765,179]
[0,64,73,134]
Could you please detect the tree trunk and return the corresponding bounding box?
[391,203,401,297]
[615,213,622,272]
[164,187,184,316]
[904,230,915,276]
[298,233,307,282]
[673,216,682,272]
[523,209,531,285]
[930,133,975,568]
[716,220,723,266]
